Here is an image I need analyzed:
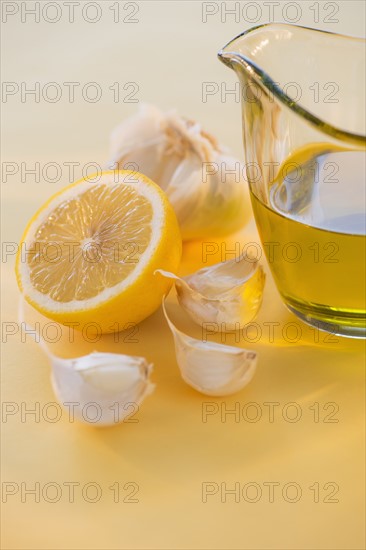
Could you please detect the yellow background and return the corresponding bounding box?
[1,2,365,549]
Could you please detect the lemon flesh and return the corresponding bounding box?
[16,171,182,333]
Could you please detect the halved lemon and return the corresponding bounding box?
[16,171,182,333]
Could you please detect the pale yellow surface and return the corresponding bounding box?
[1,2,365,549]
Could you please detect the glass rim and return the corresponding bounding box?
[218,23,366,147]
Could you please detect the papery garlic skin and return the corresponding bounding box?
[108,104,252,241]
[157,256,265,331]
[162,301,257,396]
[51,352,154,426]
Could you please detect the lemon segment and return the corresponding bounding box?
[16,171,182,333]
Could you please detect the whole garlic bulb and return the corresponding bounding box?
[108,104,252,241]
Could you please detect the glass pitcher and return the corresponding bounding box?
[218,23,366,338]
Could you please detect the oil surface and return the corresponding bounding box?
[251,190,366,330]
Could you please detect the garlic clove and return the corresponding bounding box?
[162,300,257,396]
[156,256,265,330]
[51,352,154,426]
[18,298,154,427]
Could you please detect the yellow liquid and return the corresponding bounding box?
[251,191,366,336]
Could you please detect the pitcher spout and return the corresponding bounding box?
[218,23,366,146]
